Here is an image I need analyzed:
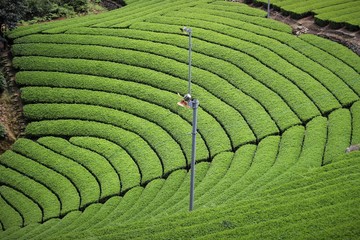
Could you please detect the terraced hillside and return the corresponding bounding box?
[1,0,360,239]
[253,0,360,30]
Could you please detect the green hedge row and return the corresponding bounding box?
[12,42,281,140]
[12,43,279,139]
[0,186,42,227]
[79,25,350,103]
[250,117,327,194]
[295,116,327,169]
[32,195,121,239]
[254,0,360,29]
[316,6,360,30]
[20,86,209,163]
[163,152,233,216]
[0,150,80,216]
[11,138,100,208]
[351,101,360,144]
[132,20,337,116]
[172,9,355,101]
[278,35,360,97]
[200,136,279,207]
[24,103,185,176]
[43,0,174,34]
[195,144,257,208]
[235,125,305,198]
[90,186,144,229]
[220,136,281,205]
[144,14,351,111]
[51,156,360,239]
[201,1,266,17]
[0,194,22,230]
[100,179,165,225]
[14,61,254,150]
[36,137,121,199]
[299,34,360,74]
[25,119,163,184]
[125,170,187,222]
[69,137,140,193]
[323,109,351,165]
[62,196,122,234]
[0,165,60,221]
[14,31,279,144]
[63,28,317,123]
[96,0,215,29]
[149,162,210,218]
[7,0,164,38]
[17,73,234,157]
[172,6,291,32]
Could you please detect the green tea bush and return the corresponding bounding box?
[37,137,121,199]
[68,196,122,232]
[323,109,351,165]
[0,165,60,221]
[351,101,360,144]
[11,138,101,208]
[0,185,42,226]
[195,144,257,208]
[69,137,140,192]
[25,119,163,184]
[0,193,23,229]
[0,150,80,215]
[20,86,210,161]
[28,104,186,174]
[126,170,187,221]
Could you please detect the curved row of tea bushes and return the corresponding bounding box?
[299,34,360,74]
[254,0,360,30]
[0,186,42,227]
[141,13,355,112]
[227,125,305,199]
[37,137,121,199]
[7,0,209,38]
[0,150,80,215]
[10,139,100,208]
[25,119,163,184]
[69,137,140,193]
[323,109,352,165]
[24,103,186,174]
[0,165,60,222]
[19,86,213,161]
[14,57,255,150]
[351,101,360,144]
[13,45,279,140]
[2,0,359,237]
[26,154,360,240]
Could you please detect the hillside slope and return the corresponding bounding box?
[1,0,360,239]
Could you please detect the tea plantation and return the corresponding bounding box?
[1,0,360,239]
[254,0,360,30]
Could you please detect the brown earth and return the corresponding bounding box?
[0,0,359,153]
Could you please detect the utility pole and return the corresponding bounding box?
[178,26,198,211]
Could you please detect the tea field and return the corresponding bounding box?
[1,0,360,239]
[253,0,360,30]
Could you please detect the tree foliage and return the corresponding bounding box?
[0,0,100,30]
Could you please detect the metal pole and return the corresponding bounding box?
[188,29,192,96]
[267,0,270,18]
[189,99,199,211]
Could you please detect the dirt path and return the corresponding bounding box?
[0,48,26,154]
